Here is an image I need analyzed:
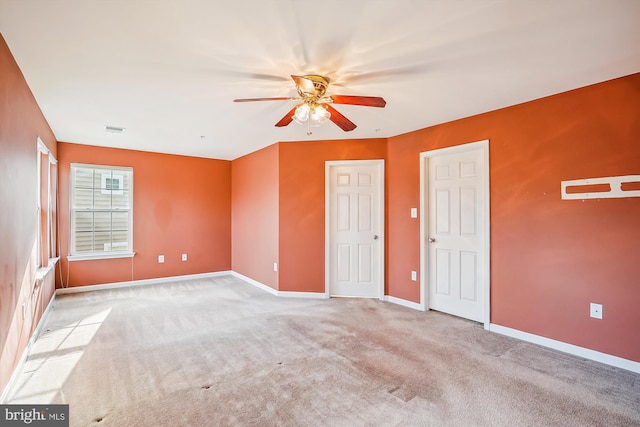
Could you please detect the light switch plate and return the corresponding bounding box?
[410,208,418,218]
[181,254,187,261]
[158,255,165,263]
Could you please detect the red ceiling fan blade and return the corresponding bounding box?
[326,105,356,131]
[275,106,298,127]
[234,97,295,102]
[330,95,386,108]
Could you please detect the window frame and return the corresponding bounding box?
[37,138,59,269]
[68,163,134,261]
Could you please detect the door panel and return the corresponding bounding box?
[460,251,477,301]
[337,194,350,231]
[329,162,383,298]
[337,244,350,282]
[435,189,451,234]
[435,249,452,296]
[358,244,373,283]
[358,194,372,231]
[428,148,486,322]
[460,187,476,235]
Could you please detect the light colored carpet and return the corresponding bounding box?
[4,275,640,426]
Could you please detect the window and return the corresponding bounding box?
[37,138,58,268]
[69,164,133,259]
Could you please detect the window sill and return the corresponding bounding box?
[68,252,136,262]
[35,257,60,281]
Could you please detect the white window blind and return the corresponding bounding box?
[70,164,133,257]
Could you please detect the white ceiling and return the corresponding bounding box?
[1,0,639,160]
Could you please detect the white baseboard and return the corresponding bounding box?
[230,272,327,299]
[490,323,640,374]
[231,271,279,296]
[1,293,57,403]
[278,291,327,299]
[385,295,425,311]
[56,271,233,295]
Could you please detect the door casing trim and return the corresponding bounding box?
[419,140,490,328]
[325,159,385,300]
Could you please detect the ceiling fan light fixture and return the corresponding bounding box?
[293,103,310,124]
[310,104,330,126]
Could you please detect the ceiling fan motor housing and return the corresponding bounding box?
[296,74,330,99]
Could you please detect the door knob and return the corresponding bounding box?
[374,235,379,240]
[428,237,436,243]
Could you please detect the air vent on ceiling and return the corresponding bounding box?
[105,125,126,133]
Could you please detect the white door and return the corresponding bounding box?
[327,161,384,298]
[427,145,487,322]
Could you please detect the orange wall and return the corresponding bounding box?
[0,34,58,393]
[57,143,231,286]
[278,139,387,293]
[231,143,279,289]
[387,73,640,362]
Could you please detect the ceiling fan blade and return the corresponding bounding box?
[326,105,356,132]
[234,97,295,102]
[330,95,386,108]
[275,106,298,127]
[291,75,316,94]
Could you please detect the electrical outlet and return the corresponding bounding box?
[274,262,278,272]
[590,303,603,319]
[181,253,187,262]
[411,271,417,281]
[158,255,165,263]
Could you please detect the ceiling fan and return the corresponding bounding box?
[234,74,386,134]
